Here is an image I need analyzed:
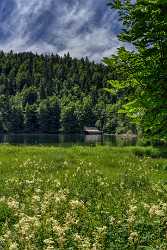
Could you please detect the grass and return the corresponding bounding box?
[0,145,167,249]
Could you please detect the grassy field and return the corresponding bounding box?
[0,145,167,249]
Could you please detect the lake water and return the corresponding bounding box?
[0,134,137,146]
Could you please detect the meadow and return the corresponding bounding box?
[0,145,167,249]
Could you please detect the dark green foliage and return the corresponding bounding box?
[39,99,50,133]
[6,106,24,133]
[0,119,4,133]
[0,51,134,134]
[22,86,38,107]
[47,96,61,133]
[106,0,167,139]
[61,105,79,133]
[24,104,39,133]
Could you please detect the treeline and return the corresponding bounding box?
[0,51,135,134]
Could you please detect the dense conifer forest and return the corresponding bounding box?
[0,51,134,134]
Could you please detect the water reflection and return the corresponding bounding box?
[0,134,137,146]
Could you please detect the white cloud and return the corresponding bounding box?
[0,0,122,61]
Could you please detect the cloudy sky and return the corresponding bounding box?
[0,0,123,61]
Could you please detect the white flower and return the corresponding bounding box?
[109,216,115,225]
[69,200,85,209]
[35,188,41,193]
[127,215,135,224]
[96,226,107,234]
[25,180,34,185]
[44,238,54,245]
[7,198,19,210]
[45,246,55,250]
[149,205,165,217]
[65,212,78,225]
[129,205,137,212]
[74,233,82,242]
[32,195,40,202]
[54,179,61,187]
[143,203,150,209]
[128,231,139,243]
[3,230,11,240]
[0,196,6,203]
[63,161,68,166]
[9,242,18,250]
[52,223,65,236]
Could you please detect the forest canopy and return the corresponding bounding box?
[0,51,134,134]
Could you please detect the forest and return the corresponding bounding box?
[1,0,166,141]
[0,1,167,250]
[0,51,134,134]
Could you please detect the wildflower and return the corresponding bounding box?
[93,225,107,243]
[160,202,167,211]
[65,212,78,225]
[81,238,91,249]
[63,160,68,166]
[143,203,150,209]
[52,221,66,247]
[44,238,55,245]
[69,200,85,209]
[9,242,18,250]
[25,180,34,185]
[3,230,12,240]
[35,188,41,193]
[45,246,55,250]
[109,216,115,225]
[52,222,65,236]
[129,205,137,212]
[128,231,139,243]
[96,226,107,234]
[127,204,137,224]
[74,233,82,242]
[74,234,91,249]
[17,215,40,237]
[7,198,19,210]
[149,205,165,217]
[0,196,5,203]
[32,195,40,202]
[54,179,61,187]
[127,215,135,223]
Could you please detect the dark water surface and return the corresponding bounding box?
[0,134,137,146]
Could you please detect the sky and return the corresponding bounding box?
[0,0,123,62]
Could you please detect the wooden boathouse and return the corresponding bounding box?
[84,127,102,135]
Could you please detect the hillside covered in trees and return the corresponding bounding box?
[0,51,135,134]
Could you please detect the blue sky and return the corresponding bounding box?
[0,0,123,61]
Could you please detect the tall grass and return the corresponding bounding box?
[0,145,167,249]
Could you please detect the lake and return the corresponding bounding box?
[0,134,137,146]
